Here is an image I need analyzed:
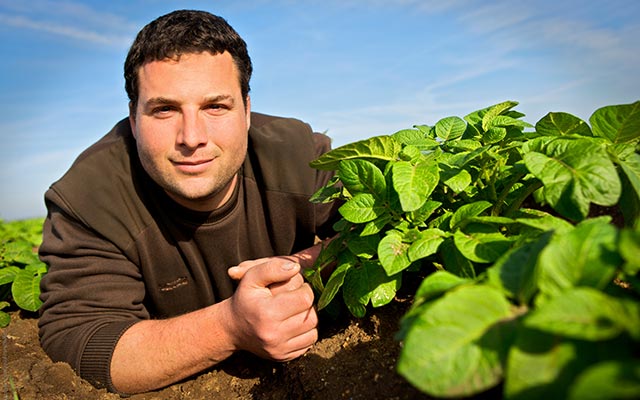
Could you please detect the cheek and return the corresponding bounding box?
[135,122,173,157]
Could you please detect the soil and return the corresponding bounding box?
[2,293,442,400]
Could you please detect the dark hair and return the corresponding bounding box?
[124,10,252,107]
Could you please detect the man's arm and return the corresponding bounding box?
[110,259,317,394]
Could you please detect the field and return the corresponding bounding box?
[3,283,443,400]
[2,100,640,399]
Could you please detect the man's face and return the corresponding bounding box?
[130,51,251,211]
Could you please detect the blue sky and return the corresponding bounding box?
[1,0,639,221]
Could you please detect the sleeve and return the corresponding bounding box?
[310,132,343,239]
[38,190,149,392]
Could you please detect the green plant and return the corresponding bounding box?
[0,218,47,327]
[306,100,640,399]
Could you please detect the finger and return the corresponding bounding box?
[242,260,301,289]
[274,328,318,362]
[269,272,304,295]
[270,283,316,320]
[228,257,271,280]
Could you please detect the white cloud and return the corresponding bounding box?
[0,0,135,46]
[0,13,130,46]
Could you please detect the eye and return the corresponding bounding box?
[205,103,229,115]
[154,105,174,114]
[150,105,177,118]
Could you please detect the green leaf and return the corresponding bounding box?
[487,232,552,305]
[412,270,471,305]
[590,100,640,144]
[407,228,446,262]
[535,112,592,137]
[450,201,493,230]
[619,226,640,276]
[398,285,515,398]
[378,231,412,275]
[484,126,507,144]
[505,328,585,399]
[346,234,380,259]
[442,167,472,193]
[0,310,10,327]
[11,266,43,312]
[392,160,439,212]
[537,220,620,298]
[569,360,640,400]
[393,128,439,150]
[1,240,39,265]
[453,227,512,264]
[391,128,424,144]
[317,260,352,310]
[339,193,386,223]
[489,115,533,129]
[440,238,476,278]
[309,176,341,203]
[398,144,422,162]
[514,209,575,234]
[338,159,386,196]
[310,135,402,170]
[482,100,519,131]
[341,261,400,316]
[618,152,640,204]
[408,200,441,224]
[523,138,621,221]
[0,266,21,285]
[370,267,401,308]
[435,116,466,141]
[525,287,640,341]
[360,215,393,236]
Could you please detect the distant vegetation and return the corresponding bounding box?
[0,218,46,327]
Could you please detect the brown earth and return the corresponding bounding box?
[2,293,444,400]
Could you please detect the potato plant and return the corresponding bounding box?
[0,218,47,327]
[306,100,640,399]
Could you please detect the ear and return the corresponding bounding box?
[245,95,251,129]
[128,102,137,138]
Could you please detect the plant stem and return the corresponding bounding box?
[504,180,543,217]
[492,171,527,216]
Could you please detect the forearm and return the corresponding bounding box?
[110,299,237,394]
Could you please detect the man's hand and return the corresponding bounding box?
[226,259,318,361]
[228,239,328,282]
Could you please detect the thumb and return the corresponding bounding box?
[242,260,301,289]
[228,257,271,280]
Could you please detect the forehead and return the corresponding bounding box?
[136,51,241,97]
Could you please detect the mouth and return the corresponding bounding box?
[172,158,215,174]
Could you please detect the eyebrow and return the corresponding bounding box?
[144,94,235,108]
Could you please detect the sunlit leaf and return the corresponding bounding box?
[338,159,386,196]
[590,100,640,144]
[392,160,439,212]
[525,287,640,341]
[398,285,515,398]
[378,231,411,275]
[535,112,592,137]
[339,193,386,223]
[310,135,402,170]
[537,219,620,298]
[435,116,466,141]
[523,138,621,220]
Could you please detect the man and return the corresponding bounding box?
[38,10,339,395]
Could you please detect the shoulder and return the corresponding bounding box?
[244,112,332,194]
[249,112,313,146]
[248,112,331,157]
[45,118,151,242]
[55,118,134,187]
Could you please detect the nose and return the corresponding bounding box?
[177,110,207,149]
